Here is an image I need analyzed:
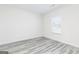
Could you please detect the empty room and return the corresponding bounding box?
[0,4,79,54]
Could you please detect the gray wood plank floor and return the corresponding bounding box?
[0,37,79,54]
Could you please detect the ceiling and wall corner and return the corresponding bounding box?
[1,4,63,39]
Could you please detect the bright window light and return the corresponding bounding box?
[51,16,62,33]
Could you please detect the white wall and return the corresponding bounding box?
[44,5,79,47]
[0,5,42,45]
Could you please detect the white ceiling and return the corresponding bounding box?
[5,4,63,14]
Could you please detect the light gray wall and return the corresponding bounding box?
[0,5,42,45]
[44,5,79,47]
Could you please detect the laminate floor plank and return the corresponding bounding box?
[0,37,79,54]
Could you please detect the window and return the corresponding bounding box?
[51,16,62,33]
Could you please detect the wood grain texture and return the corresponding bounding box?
[0,37,79,54]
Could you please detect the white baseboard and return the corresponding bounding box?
[44,35,79,48]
